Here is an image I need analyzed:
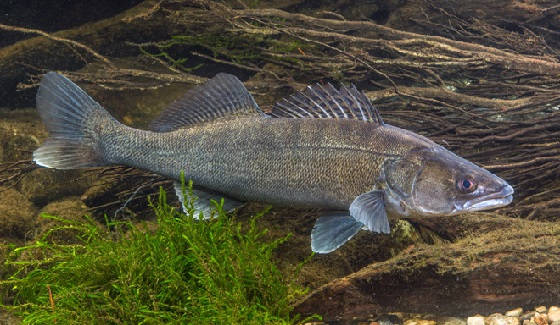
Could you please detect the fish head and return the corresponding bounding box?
[385,147,513,217]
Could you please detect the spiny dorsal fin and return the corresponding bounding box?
[271,82,384,125]
[149,73,263,132]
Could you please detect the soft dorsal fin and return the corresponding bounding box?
[271,82,384,125]
[149,73,263,132]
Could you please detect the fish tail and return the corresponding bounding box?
[33,72,115,169]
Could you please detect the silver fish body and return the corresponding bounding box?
[102,117,432,210]
[33,72,514,253]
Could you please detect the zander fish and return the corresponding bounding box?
[33,72,514,253]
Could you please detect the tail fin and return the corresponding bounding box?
[33,72,115,169]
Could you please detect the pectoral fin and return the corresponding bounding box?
[349,190,390,234]
[311,214,364,254]
[173,181,244,219]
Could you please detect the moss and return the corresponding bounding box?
[0,179,316,324]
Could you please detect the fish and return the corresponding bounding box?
[33,72,514,253]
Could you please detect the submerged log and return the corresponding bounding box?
[294,215,560,320]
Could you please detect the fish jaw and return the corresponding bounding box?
[460,184,514,212]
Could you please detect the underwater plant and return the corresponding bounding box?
[0,179,313,324]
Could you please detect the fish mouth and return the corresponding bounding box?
[462,184,514,211]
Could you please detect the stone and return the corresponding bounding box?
[0,107,46,163]
[377,314,403,325]
[37,197,95,243]
[535,306,547,313]
[521,312,535,322]
[549,306,560,323]
[405,321,435,325]
[39,197,89,220]
[467,316,485,325]
[488,315,519,325]
[439,317,467,325]
[506,308,523,317]
[0,186,37,238]
[19,168,94,207]
[533,313,548,325]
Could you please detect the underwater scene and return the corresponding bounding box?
[0,0,559,324]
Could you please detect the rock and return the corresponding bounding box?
[506,308,523,317]
[467,316,485,325]
[438,317,466,325]
[377,314,403,325]
[0,186,37,238]
[416,321,435,325]
[80,175,120,206]
[549,306,560,323]
[522,321,536,325]
[404,321,435,325]
[36,197,93,243]
[487,315,519,325]
[0,107,46,163]
[19,168,94,207]
[535,306,547,313]
[520,312,535,322]
[389,219,423,246]
[0,312,21,325]
[532,313,547,325]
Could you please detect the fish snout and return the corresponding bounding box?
[462,183,514,211]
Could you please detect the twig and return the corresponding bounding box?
[0,23,115,68]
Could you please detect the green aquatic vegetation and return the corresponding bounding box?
[0,180,312,324]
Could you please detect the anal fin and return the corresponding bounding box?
[311,214,363,254]
[173,181,244,219]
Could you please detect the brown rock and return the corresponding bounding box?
[36,197,94,243]
[522,321,536,325]
[0,186,37,238]
[19,168,94,206]
[532,313,547,325]
[0,312,21,325]
[0,107,46,163]
[39,197,89,220]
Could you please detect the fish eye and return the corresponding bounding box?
[457,178,476,193]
